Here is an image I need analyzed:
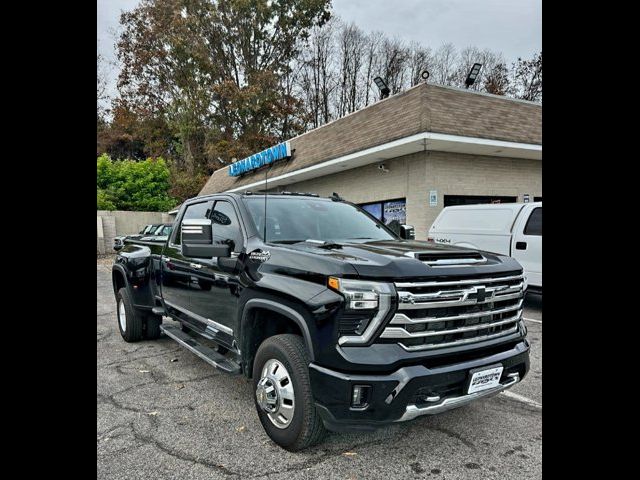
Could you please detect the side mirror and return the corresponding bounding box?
[181,219,231,258]
[399,224,415,240]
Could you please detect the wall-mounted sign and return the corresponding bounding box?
[383,200,407,225]
[523,194,530,203]
[229,141,292,177]
[429,190,438,207]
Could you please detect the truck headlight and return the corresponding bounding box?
[328,277,395,346]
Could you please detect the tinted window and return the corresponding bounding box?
[524,207,542,236]
[243,197,396,243]
[172,200,214,245]
[212,201,243,252]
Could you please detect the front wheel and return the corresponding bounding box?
[253,334,326,451]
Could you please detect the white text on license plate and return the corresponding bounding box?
[467,366,504,394]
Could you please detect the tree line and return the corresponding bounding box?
[97,0,542,209]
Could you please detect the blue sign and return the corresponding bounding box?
[228,141,292,176]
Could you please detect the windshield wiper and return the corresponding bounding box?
[305,239,343,249]
[270,240,306,244]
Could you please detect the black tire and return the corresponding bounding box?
[144,313,162,340]
[253,334,326,451]
[116,288,144,342]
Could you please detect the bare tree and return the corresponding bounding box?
[512,52,542,102]
[335,22,366,116]
[380,37,409,94]
[97,51,112,121]
[432,43,458,85]
[484,63,511,96]
[408,42,434,86]
[297,20,337,128]
[288,17,538,132]
[362,30,384,106]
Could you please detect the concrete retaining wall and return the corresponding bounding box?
[96,210,173,254]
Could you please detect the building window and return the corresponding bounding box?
[443,195,518,207]
[534,196,542,202]
[360,198,406,234]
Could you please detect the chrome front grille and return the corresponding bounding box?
[380,273,525,351]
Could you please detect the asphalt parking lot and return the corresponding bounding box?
[97,257,542,479]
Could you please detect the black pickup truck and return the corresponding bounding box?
[112,192,529,451]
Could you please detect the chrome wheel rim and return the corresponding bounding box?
[256,359,295,429]
[118,299,126,332]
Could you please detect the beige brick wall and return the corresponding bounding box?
[285,151,541,240]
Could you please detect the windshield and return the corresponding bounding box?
[154,225,172,236]
[243,197,396,243]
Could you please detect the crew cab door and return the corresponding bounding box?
[511,205,542,289]
[160,199,214,317]
[187,199,244,346]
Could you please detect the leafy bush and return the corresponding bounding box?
[97,189,117,210]
[96,154,178,211]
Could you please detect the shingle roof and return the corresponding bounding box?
[200,83,541,196]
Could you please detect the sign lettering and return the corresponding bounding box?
[228,142,292,176]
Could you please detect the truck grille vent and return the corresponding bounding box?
[378,273,525,351]
[411,251,486,267]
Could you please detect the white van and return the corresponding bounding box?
[428,202,542,292]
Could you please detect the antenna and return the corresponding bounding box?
[263,164,268,242]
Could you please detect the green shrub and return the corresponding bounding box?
[97,189,117,210]
[96,154,178,211]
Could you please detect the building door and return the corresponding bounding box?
[443,195,518,207]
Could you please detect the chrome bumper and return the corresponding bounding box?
[396,372,520,422]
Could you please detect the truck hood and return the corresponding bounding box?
[262,239,522,281]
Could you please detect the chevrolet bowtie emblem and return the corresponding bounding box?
[468,286,487,303]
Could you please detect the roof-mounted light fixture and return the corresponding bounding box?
[373,76,390,99]
[465,63,482,89]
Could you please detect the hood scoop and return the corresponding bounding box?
[406,250,486,267]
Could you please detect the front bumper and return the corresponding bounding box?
[309,340,529,432]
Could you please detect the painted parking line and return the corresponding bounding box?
[501,390,542,409]
[523,317,542,324]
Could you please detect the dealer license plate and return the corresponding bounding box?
[467,365,504,394]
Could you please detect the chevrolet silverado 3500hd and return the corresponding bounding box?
[112,192,529,451]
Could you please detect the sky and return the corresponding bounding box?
[98,0,541,104]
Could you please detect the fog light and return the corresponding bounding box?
[351,385,371,410]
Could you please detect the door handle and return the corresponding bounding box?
[189,262,203,269]
[515,242,527,250]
